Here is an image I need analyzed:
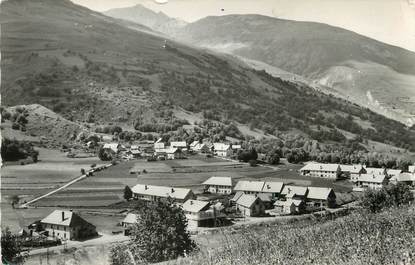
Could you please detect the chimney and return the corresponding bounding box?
[267,184,270,189]
[145,185,148,190]
[171,188,175,193]
[190,200,193,205]
[62,211,65,221]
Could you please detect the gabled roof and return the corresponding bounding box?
[257,193,272,202]
[307,187,335,200]
[262,182,284,193]
[166,147,180,154]
[357,174,387,183]
[213,143,231,151]
[154,142,165,149]
[231,191,244,202]
[340,164,365,174]
[131,184,192,200]
[123,213,138,224]
[365,167,387,175]
[190,141,199,147]
[394,173,415,182]
[236,194,261,208]
[41,210,94,228]
[386,169,402,176]
[234,181,265,192]
[203,176,233,187]
[170,141,187,147]
[103,143,120,152]
[274,198,303,207]
[281,185,308,197]
[232,145,242,150]
[182,200,210,213]
[300,163,340,172]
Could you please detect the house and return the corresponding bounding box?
[300,163,341,179]
[103,143,121,153]
[353,174,389,191]
[189,141,200,151]
[306,187,336,209]
[365,167,388,177]
[261,181,284,200]
[170,141,187,150]
[199,143,212,153]
[281,185,308,200]
[154,141,165,152]
[203,176,233,194]
[257,193,273,209]
[231,145,242,154]
[386,169,402,179]
[274,199,305,215]
[230,191,244,205]
[182,200,225,228]
[131,184,195,203]
[234,180,265,194]
[213,143,232,157]
[121,213,138,235]
[340,164,366,180]
[390,173,415,187]
[235,194,265,217]
[40,210,97,241]
[166,147,184,160]
[136,141,155,156]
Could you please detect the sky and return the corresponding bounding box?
[71,0,415,51]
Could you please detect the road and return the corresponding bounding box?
[19,164,111,208]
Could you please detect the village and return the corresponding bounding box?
[9,136,415,256]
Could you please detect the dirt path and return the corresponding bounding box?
[19,164,112,208]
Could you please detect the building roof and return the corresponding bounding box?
[281,185,308,197]
[190,141,199,148]
[232,145,242,150]
[386,169,402,176]
[154,142,165,149]
[234,180,265,192]
[231,191,244,202]
[203,176,233,187]
[165,147,180,154]
[41,210,94,228]
[213,143,231,151]
[357,174,387,183]
[365,167,387,175]
[123,213,138,224]
[103,143,120,152]
[307,187,335,200]
[394,173,415,182]
[131,184,192,200]
[170,141,187,148]
[257,193,272,202]
[274,198,303,207]
[236,194,261,208]
[340,164,365,174]
[300,163,340,172]
[182,200,210,213]
[262,181,284,193]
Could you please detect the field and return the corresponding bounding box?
[1,150,353,235]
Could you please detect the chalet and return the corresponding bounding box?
[166,147,184,160]
[390,173,415,187]
[234,180,264,194]
[213,143,232,157]
[300,163,341,179]
[103,143,121,153]
[131,184,195,203]
[353,174,389,191]
[170,141,187,150]
[203,176,233,194]
[261,181,284,200]
[235,194,265,217]
[274,199,305,215]
[340,164,366,180]
[365,167,388,177]
[121,213,137,235]
[306,187,336,209]
[281,185,308,200]
[41,210,97,240]
[182,200,225,228]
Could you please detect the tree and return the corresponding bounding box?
[111,200,197,264]
[267,151,280,165]
[1,228,25,264]
[237,148,258,162]
[98,147,114,161]
[124,186,133,201]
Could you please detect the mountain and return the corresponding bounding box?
[170,15,415,126]
[104,4,186,36]
[1,0,414,151]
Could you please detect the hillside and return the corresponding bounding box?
[1,0,415,151]
[165,14,415,125]
[104,4,186,36]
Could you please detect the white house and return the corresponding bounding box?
[41,210,97,240]
[261,181,284,200]
[390,173,415,187]
[213,143,232,157]
[131,184,195,203]
[386,169,402,179]
[166,147,184,160]
[353,174,389,192]
[340,164,366,180]
[202,176,233,194]
[121,213,138,235]
[306,187,336,209]
[274,199,305,215]
[170,141,187,150]
[281,185,308,200]
[234,180,265,194]
[365,167,388,177]
[103,143,121,153]
[235,194,265,217]
[300,163,341,179]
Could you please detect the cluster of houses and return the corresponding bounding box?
[101,139,242,160]
[123,176,337,230]
[299,163,415,191]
